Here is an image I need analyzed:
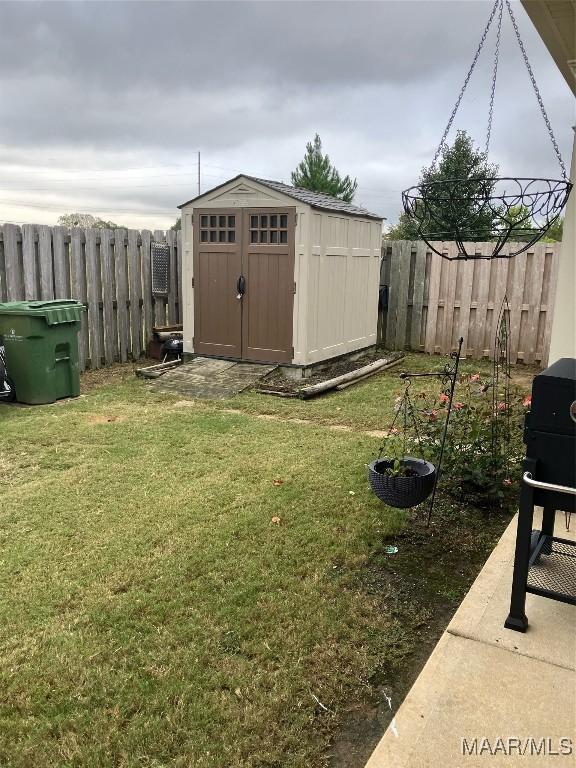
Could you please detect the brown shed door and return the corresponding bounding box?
[193,210,242,358]
[193,207,295,364]
[242,209,295,364]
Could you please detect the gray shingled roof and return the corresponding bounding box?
[178,174,383,220]
[246,176,383,220]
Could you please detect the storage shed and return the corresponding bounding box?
[178,175,383,367]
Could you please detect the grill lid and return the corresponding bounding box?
[526,358,576,436]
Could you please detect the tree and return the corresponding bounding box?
[291,134,357,203]
[387,130,499,241]
[171,217,182,231]
[57,213,118,229]
[543,216,563,242]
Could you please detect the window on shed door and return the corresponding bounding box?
[249,213,288,244]
[199,214,236,243]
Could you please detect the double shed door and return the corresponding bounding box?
[193,208,295,364]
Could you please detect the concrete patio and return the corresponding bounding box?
[365,509,576,767]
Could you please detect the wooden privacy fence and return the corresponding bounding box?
[379,240,559,365]
[0,224,182,370]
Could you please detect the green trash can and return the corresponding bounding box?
[0,300,85,405]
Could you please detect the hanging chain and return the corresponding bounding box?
[431,0,501,168]
[485,0,503,156]
[504,0,568,180]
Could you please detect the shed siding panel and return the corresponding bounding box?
[304,213,380,364]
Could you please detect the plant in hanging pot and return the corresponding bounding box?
[368,455,437,509]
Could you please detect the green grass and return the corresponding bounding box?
[0,354,529,767]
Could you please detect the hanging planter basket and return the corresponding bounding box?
[368,457,437,509]
[402,177,572,260]
[400,0,572,262]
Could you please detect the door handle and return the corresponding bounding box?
[236,275,246,300]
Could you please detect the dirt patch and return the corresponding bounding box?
[257,348,403,395]
[328,496,511,767]
[87,414,126,425]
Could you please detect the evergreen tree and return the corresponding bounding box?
[387,131,499,240]
[291,134,357,203]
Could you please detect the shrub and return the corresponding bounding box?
[401,373,529,510]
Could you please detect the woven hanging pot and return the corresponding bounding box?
[368,457,436,509]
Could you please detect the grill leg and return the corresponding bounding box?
[505,458,537,633]
[540,507,555,555]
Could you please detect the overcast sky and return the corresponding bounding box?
[0,0,573,230]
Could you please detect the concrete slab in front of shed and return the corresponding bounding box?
[150,357,276,399]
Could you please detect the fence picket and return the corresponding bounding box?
[128,229,142,358]
[140,230,154,348]
[524,243,546,365]
[37,225,54,300]
[85,228,103,368]
[52,226,70,298]
[166,229,177,324]
[458,254,474,358]
[114,228,130,362]
[424,250,442,354]
[100,229,116,364]
[70,229,88,371]
[508,252,527,365]
[410,242,427,350]
[22,224,38,300]
[3,224,23,300]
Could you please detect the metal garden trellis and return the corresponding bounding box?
[401,0,572,261]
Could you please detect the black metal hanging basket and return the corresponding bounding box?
[401,177,572,260]
[400,0,572,262]
[368,457,436,509]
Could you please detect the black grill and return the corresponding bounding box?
[505,358,576,633]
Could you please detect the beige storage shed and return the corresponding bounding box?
[178,175,383,368]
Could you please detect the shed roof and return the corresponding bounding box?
[178,174,383,221]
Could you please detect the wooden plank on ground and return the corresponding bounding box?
[128,229,142,358]
[85,228,103,368]
[52,226,69,298]
[21,224,38,300]
[410,241,427,350]
[140,229,154,345]
[69,229,88,370]
[37,225,54,300]
[100,229,116,364]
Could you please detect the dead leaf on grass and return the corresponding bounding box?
[272,479,284,486]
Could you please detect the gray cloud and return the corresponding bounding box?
[0,0,573,229]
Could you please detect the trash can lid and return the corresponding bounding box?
[0,300,85,325]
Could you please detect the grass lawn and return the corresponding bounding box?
[0,354,534,767]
